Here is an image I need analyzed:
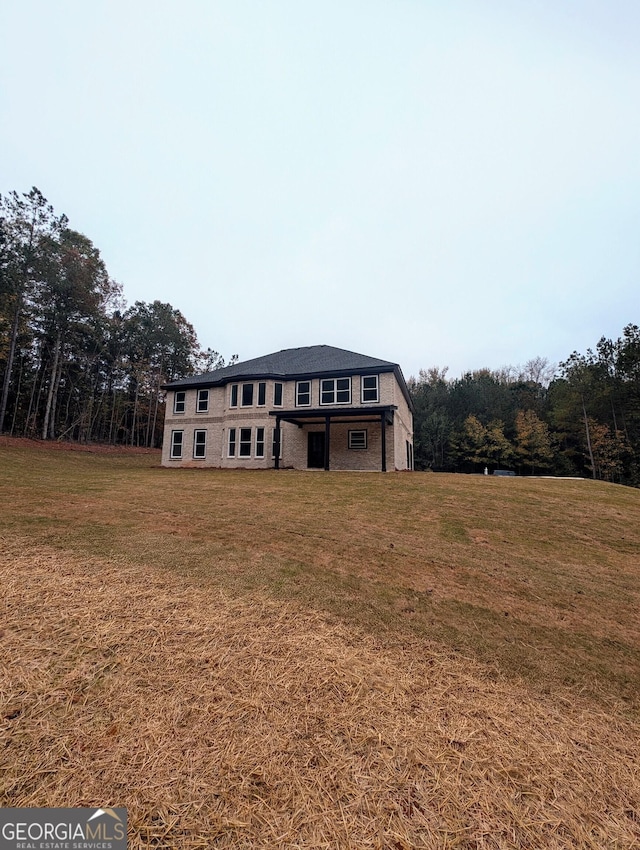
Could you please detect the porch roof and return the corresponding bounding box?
[269,405,396,427]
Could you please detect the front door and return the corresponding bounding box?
[307,431,325,468]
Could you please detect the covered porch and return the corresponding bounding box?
[270,406,396,471]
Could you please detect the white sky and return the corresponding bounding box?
[1,0,639,380]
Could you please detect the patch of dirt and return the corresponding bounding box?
[0,436,159,455]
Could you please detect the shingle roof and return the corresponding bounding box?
[163,345,414,411]
[165,345,399,387]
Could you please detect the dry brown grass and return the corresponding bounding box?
[3,442,638,708]
[2,540,639,849]
[1,439,640,847]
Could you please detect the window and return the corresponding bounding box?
[239,427,252,457]
[361,375,379,403]
[228,428,236,457]
[230,384,238,407]
[170,430,183,458]
[406,440,414,470]
[193,430,206,458]
[174,391,186,414]
[257,382,266,406]
[321,377,351,405]
[196,389,209,412]
[255,427,265,458]
[241,383,254,407]
[296,380,311,406]
[271,427,283,459]
[273,382,283,406]
[348,430,367,450]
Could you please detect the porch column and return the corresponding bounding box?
[274,416,281,469]
[381,412,387,472]
[324,415,331,471]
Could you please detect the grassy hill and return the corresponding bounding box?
[1,439,639,847]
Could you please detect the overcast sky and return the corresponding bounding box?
[1,1,638,380]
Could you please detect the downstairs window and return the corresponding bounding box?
[170,430,184,458]
[193,430,206,458]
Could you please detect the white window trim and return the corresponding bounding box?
[170,429,184,459]
[196,389,209,413]
[228,427,237,457]
[271,427,283,459]
[230,384,239,408]
[348,429,367,450]
[320,377,351,406]
[193,429,207,459]
[361,375,379,404]
[255,427,265,458]
[273,382,283,407]
[406,440,414,470]
[257,382,266,407]
[241,383,254,407]
[239,427,252,457]
[173,391,186,414]
[296,380,312,407]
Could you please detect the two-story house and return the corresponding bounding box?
[161,345,414,471]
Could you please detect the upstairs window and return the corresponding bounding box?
[196,389,209,412]
[361,375,379,403]
[321,377,351,405]
[273,382,283,407]
[174,391,186,414]
[241,383,254,407]
[230,385,238,407]
[257,382,266,406]
[296,381,311,406]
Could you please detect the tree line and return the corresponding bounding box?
[409,327,640,486]
[2,187,638,485]
[0,187,230,447]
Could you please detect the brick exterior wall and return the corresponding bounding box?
[161,372,413,471]
[389,372,414,471]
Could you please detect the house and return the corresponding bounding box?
[161,345,414,471]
